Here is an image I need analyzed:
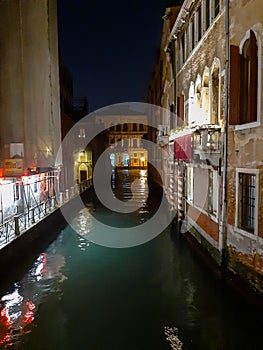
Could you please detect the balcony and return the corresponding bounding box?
[193,125,221,166]
[157,125,169,147]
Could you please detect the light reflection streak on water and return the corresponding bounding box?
[0,241,67,347]
[0,169,150,346]
[113,169,149,212]
[71,169,150,241]
[1,168,263,349]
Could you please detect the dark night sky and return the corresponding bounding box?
[57,0,167,111]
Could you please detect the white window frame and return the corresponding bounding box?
[211,57,221,124]
[235,168,259,237]
[208,169,219,217]
[186,165,194,203]
[235,27,262,131]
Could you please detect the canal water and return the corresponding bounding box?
[0,169,263,349]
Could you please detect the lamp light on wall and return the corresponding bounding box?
[79,150,86,162]
[46,147,51,156]
[78,128,86,138]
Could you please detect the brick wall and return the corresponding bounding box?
[176,12,226,100]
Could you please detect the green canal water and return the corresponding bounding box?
[0,169,263,349]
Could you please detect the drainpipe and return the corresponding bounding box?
[221,0,230,272]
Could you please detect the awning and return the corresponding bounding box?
[174,134,192,162]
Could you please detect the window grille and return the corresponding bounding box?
[238,173,256,233]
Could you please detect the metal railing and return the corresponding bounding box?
[0,179,93,250]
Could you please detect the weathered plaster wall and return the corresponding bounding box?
[227,0,263,290]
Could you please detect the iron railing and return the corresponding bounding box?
[0,179,93,250]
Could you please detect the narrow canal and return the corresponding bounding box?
[0,169,263,349]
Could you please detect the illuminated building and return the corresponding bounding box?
[148,0,263,292]
[0,0,62,242]
[96,115,148,169]
[0,0,62,178]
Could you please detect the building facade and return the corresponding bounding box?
[227,0,263,290]
[96,115,148,170]
[0,0,63,226]
[148,0,263,292]
[0,0,62,176]
[171,0,226,265]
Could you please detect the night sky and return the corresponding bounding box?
[57,0,168,111]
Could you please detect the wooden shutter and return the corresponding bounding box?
[170,103,175,129]
[229,45,241,125]
[177,95,184,126]
[177,96,180,117]
[248,30,258,122]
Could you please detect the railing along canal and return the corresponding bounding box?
[0,179,92,250]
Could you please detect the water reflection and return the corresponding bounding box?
[77,236,91,251]
[0,236,66,347]
[1,169,263,349]
[183,278,198,327]
[114,169,148,204]
[71,169,150,237]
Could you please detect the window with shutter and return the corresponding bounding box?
[229,45,241,125]
[177,95,184,126]
[248,30,258,122]
[240,30,258,124]
[230,30,258,126]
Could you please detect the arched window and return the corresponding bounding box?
[201,69,210,123]
[230,30,258,125]
[188,82,195,124]
[240,31,258,123]
[194,75,202,124]
[211,64,219,125]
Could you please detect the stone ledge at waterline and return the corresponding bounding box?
[180,223,263,307]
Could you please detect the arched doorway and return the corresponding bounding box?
[79,163,88,182]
